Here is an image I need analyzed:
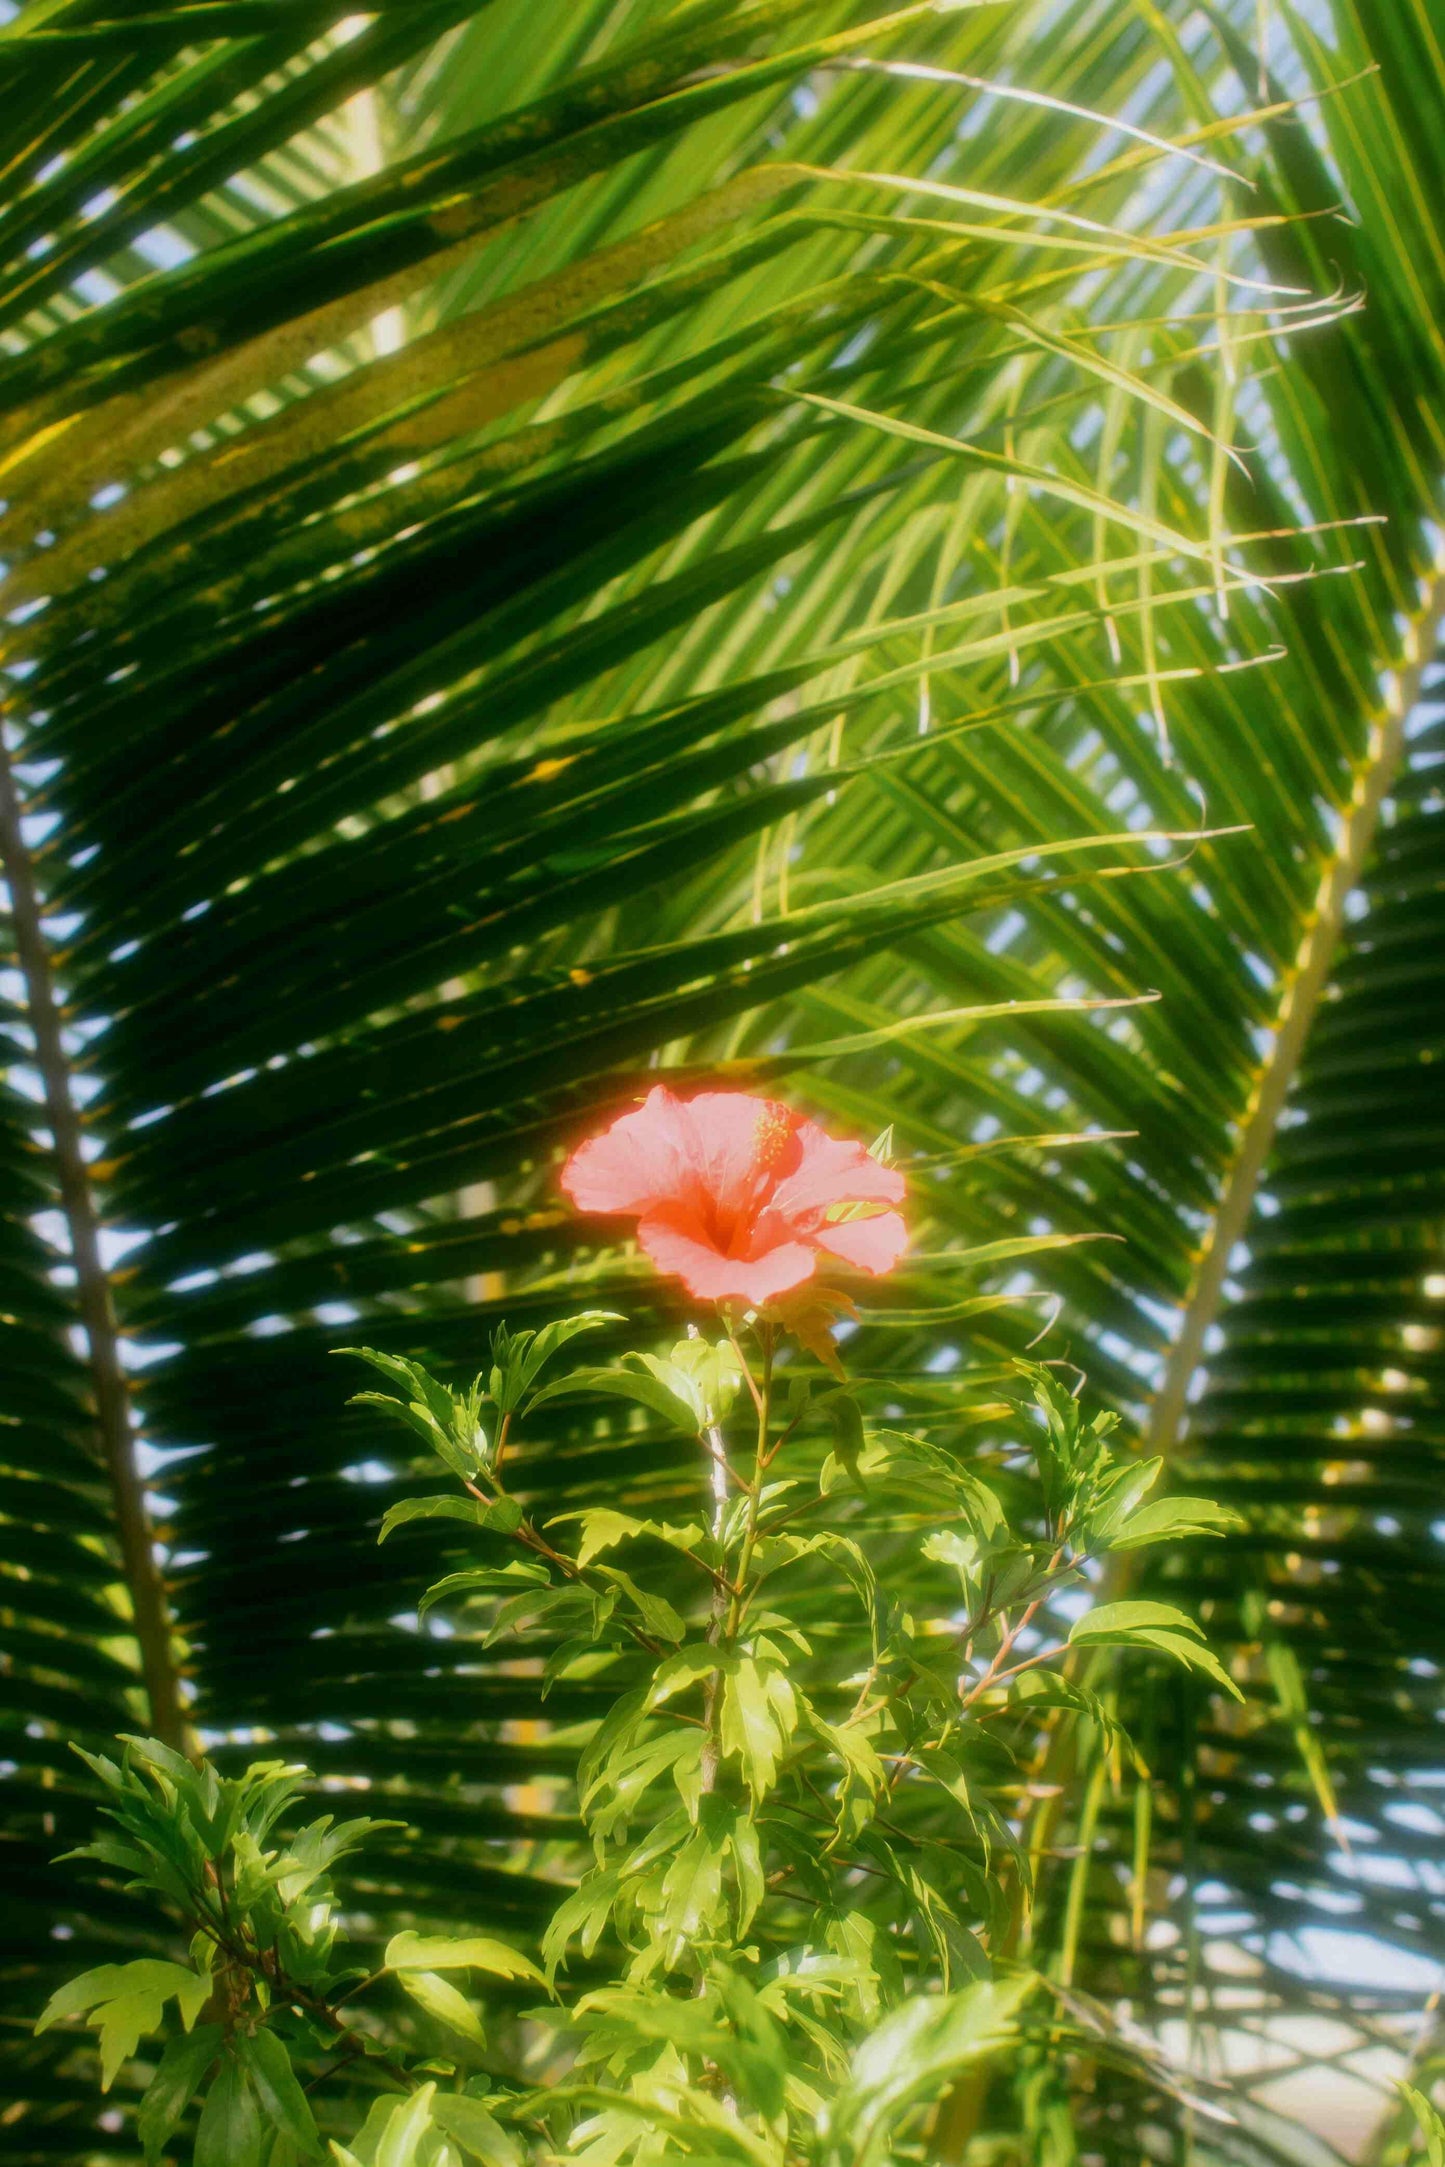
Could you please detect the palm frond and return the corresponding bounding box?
[1,0,1443,2157]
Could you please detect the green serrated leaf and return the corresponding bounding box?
[592,1563,687,1643]
[507,1311,626,1410]
[1071,1601,1243,1701]
[397,1969,487,2047]
[418,1561,550,1618]
[385,1932,544,1985]
[548,1506,649,1569]
[1069,1600,1207,1645]
[195,2053,263,2167]
[720,1657,796,1804]
[656,1823,728,1968]
[429,2094,524,2167]
[138,2025,224,2165]
[37,1960,213,2089]
[377,1495,523,1544]
[376,2084,437,2167]
[528,1362,701,1434]
[646,1644,733,1709]
[240,2029,323,2159]
[1099,1495,1245,1550]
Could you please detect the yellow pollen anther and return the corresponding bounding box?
[752,1104,795,1173]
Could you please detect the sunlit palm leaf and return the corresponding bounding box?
[1,0,1442,2158]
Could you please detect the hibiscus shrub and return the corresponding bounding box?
[41,1094,1243,2163]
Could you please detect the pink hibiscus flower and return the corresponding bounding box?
[560,1087,906,1305]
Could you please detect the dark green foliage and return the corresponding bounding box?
[39,1334,1245,2159]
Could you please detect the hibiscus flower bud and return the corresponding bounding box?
[560,1087,907,1306]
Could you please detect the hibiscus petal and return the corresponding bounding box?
[637,1209,817,1304]
[812,1210,909,1276]
[560,1086,698,1215]
[767,1121,905,1224]
[674,1092,802,1229]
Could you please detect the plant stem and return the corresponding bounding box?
[694,1325,734,1796]
[725,1328,765,1419]
[725,1324,773,1643]
[0,726,188,1752]
[957,1567,1062,1713]
[493,1409,513,1477]
[696,1320,775,1791]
